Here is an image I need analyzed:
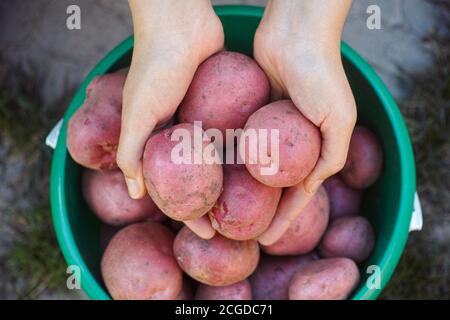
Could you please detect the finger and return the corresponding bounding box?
[117,123,154,200]
[304,110,356,194]
[184,215,216,240]
[116,52,176,200]
[117,79,158,199]
[258,181,315,245]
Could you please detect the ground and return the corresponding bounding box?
[0,0,448,299]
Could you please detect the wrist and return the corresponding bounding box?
[259,0,351,53]
[255,21,340,67]
[131,1,223,64]
[131,0,217,39]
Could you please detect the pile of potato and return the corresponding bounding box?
[67,51,383,300]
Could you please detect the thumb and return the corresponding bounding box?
[184,215,216,240]
[258,181,315,245]
[117,114,156,199]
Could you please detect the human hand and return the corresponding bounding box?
[118,0,223,198]
[255,0,357,245]
[117,0,223,238]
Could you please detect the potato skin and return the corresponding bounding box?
[209,164,282,240]
[239,100,321,187]
[262,186,329,255]
[318,216,375,263]
[82,169,166,226]
[173,226,260,286]
[195,280,252,300]
[101,222,182,300]
[67,73,126,170]
[143,123,223,221]
[178,51,270,135]
[340,126,383,189]
[289,258,360,300]
[249,253,318,300]
[323,176,362,220]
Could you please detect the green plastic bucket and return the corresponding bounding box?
[50,5,416,300]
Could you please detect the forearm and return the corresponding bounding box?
[262,0,352,52]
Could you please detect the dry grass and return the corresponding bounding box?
[380,0,450,300]
[0,61,68,299]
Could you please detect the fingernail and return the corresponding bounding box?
[125,178,141,199]
[307,180,323,194]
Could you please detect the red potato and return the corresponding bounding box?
[340,126,383,189]
[262,186,330,256]
[173,226,260,286]
[239,100,321,187]
[178,51,270,136]
[67,72,126,170]
[143,123,223,221]
[101,222,182,300]
[209,164,282,240]
[82,169,166,226]
[289,258,360,300]
[195,280,252,300]
[323,176,362,220]
[249,253,318,300]
[318,216,375,263]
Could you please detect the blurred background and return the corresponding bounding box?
[0,0,448,299]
